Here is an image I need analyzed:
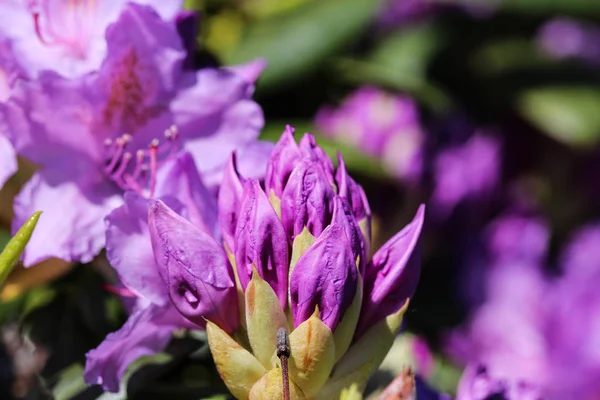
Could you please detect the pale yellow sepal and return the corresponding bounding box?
[249,367,306,400]
[331,299,410,380]
[207,321,267,400]
[269,189,282,219]
[288,227,316,280]
[225,244,247,330]
[246,268,289,369]
[285,310,336,398]
[358,217,371,257]
[287,227,317,327]
[315,363,371,400]
[332,274,363,363]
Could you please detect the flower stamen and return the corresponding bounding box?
[103,126,180,197]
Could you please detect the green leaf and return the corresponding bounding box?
[501,0,600,15]
[518,87,600,148]
[226,0,383,92]
[470,38,549,76]
[0,211,41,287]
[335,22,450,110]
[52,364,88,400]
[260,121,387,178]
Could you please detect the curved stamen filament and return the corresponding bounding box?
[103,126,180,197]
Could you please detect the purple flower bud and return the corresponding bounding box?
[357,205,424,337]
[331,195,365,272]
[335,153,371,224]
[234,180,289,308]
[218,154,245,252]
[280,159,336,239]
[290,222,358,330]
[148,200,239,333]
[265,125,302,197]
[299,133,335,183]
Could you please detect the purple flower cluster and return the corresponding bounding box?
[447,212,600,399]
[84,126,424,394]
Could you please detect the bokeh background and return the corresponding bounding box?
[2,0,600,398]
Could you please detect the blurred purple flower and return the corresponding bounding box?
[377,0,436,27]
[1,3,269,266]
[432,134,501,216]
[456,364,543,400]
[537,18,600,65]
[485,214,549,266]
[315,86,424,184]
[545,224,600,399]
[448,216,600,399]
[0,0,183,78]
[446,213,552,394]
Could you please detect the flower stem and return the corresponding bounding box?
[277,327,290,400]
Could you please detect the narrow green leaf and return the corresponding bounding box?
[52,364,87,400]
[0,211,42,287]
[518,87,600,148]
[335,22,450,110]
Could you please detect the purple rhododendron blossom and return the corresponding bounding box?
[85,118,424,393]
[0,0,183,79]
[315,86,424,184]
[432,134,501,215]
[1,3,270,266]
[85,151,226,391]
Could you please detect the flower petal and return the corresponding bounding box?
[280,159,335,239]
[84,303,181,393]
[0,133,16,188]
[234,180,289,309]
[264,125,302,197]
[290,223,358,330]
[148,200,238,332]
[12,170,120,266]
[358,205,424,335]
[155,152,218,237]
[218,154,245,252]
[176,68,264,173]
[106,192,168,306]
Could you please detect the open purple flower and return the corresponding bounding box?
[85,151,228,392]
[0,39,23,188]
[142,126,424,398]
[1,3,270,266]
[0,0,182,78]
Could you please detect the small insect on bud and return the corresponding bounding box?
[277,327,291,400]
